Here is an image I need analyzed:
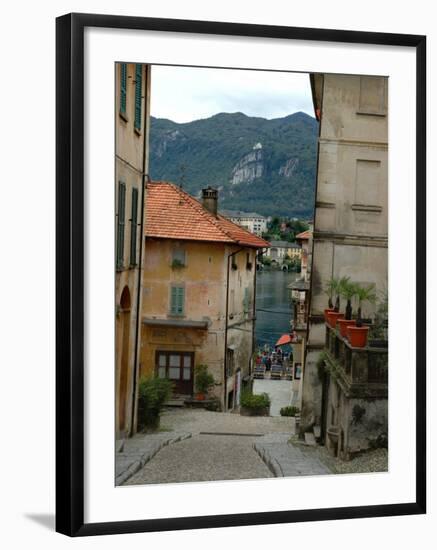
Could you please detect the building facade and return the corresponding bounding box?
[115,62,151,437]
[264,240,302,265]
[139,183,269,410]
[300,73,388,457]
[288,231,312,408]
[220,210,267,237]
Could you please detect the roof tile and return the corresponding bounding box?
[145,182,270,249]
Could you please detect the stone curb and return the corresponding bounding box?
[116,432,192,485]
[253,433,331,477]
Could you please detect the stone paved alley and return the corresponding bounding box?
[118,407,330,486]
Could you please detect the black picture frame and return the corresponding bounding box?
[56,12,426,537]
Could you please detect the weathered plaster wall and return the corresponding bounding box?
[301,73,388,435]
[115,63,150,437]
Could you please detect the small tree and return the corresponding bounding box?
[324,277,341,310]
[354,284,377,326]
[339,277,356,320]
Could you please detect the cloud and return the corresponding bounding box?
[150,65,313,123]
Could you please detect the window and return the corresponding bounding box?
[358,76,387,115]
[119,63,127,115]
[116,182,126,269]
[171,247,186,267]
[170,286,185,316]
[156,351,194,394]
[129,187,138,266]
[134,64,142,131]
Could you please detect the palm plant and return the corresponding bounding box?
[354,283,377,326]
[339,277,356,320]
[324,277,341,311]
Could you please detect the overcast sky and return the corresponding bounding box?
[150,65,314,123]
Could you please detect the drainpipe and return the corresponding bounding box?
[130,64,151,435]
[224,246,244,411]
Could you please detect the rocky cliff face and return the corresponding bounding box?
[279,158,299,178]
[149,111,318,217]
[231,145,264,184]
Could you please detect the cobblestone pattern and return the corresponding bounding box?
[254,433,332,477]
[115,432,191,486]
[124,433,274,485]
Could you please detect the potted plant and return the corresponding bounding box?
[194,364,214,400]
[324,277,339,322]
[325,276,344,328]
[347,283,377,347]
[337,278,357,337]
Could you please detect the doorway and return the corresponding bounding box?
[118,286,131,433]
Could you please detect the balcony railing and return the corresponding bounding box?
[325,324,388,391]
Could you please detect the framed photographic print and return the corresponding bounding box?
[56,13,426,536]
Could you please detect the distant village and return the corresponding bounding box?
[115,64,388,484]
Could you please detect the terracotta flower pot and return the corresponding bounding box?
[327,311,344,328]
[337,318,356,338]
[324,308,335,322]
[347,326,369,348]
[195,392,206,401]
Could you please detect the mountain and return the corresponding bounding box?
[149,111,318,218]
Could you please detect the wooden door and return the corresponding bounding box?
[156,351,194,395]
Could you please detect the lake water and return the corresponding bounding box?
[255,269,300,349]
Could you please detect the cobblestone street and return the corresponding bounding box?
[125,433,273,484]
[121,408,294,485]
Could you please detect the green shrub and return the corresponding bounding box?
[137,377,173,431]
[240,390,270,411]
[280,406,300,417]
[194,364,215,394]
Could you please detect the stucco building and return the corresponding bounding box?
[300,73,388,458]
[115,62,151,437]
[220,210,267,237]
[264,240,302,265]
[288,231,313,407]
[139,183,269,410]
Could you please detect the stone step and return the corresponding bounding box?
[304,432,317,446]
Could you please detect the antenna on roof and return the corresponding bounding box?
[178,163,186,205]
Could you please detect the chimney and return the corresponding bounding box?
[201,186,218,217]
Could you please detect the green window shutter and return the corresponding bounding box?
[134,64,142,131]
[120,63,127,114]
[177,287,185,315]
[130,187,138,266]
[116,182,126,268]
[243,287,249,313]
[170,286,185,316]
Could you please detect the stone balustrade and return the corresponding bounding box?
[324,324,388,395]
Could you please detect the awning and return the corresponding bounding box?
[276,334,292,346]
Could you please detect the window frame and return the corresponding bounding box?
[169,285,185,317]
[116,181,126,270]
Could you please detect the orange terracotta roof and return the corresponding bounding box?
[145,182,270,249]
[295,230,312,240]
